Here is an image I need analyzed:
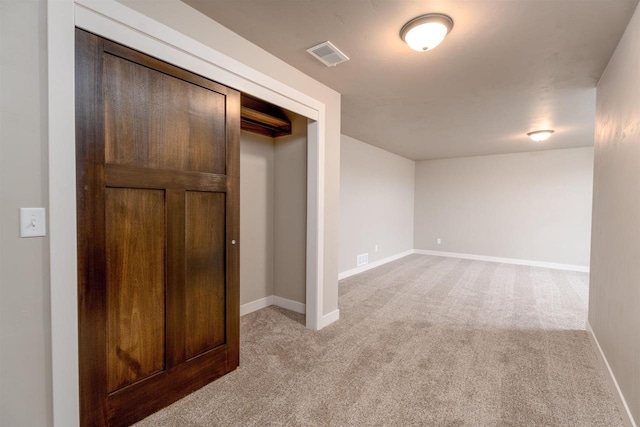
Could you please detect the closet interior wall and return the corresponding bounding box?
[240,113,307,310]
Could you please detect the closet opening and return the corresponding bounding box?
[240,94,307,323]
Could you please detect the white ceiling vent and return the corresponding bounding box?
[306,41,349,67]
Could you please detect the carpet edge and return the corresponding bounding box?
[414,249,589,272]
[338,250,415,280]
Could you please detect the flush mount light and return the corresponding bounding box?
[400,13,454,51]
[527,130,555,142]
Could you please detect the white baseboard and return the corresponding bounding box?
[337,249,589,279]
[240,295,306,316]
[273,296,306,314]
[586,322,636,427]
[319,309,340,329]
[240,296,273,316]
[339,249,415,280]
[413,249,589,273]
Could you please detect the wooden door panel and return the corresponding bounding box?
[185,191,226,358]
[105,188,166,392]
[76,28,240,426]
[107,345,229,425]
[104,164,227,192]
[104,53,227,174]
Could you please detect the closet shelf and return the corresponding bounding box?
[241,94,292,138]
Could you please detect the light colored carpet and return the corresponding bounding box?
[136,254,622,426]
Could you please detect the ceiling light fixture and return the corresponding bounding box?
[400,13,454,52]
[527,130,555,142]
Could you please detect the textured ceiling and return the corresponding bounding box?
[183,0,638,160]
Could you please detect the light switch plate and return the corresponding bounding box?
[20,208,46,237]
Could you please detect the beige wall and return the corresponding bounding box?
[274,115,307,303]
[339,135,415,273]
[0,1,53,425]
[589,3,640,424]
[119,0,341,316]
[414,148,594,267]
[240,132,275,305]
[240,115,307,307]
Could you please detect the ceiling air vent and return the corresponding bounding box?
[306,41,349,67]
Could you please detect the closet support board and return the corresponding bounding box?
[241,94,292,137]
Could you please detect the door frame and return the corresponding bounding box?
[48,1,328,425]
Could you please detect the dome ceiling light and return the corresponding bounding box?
[400,13,454,52]
[527,130,555,142]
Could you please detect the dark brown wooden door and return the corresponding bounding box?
[75,29,240,426]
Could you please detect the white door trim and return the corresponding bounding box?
[47,1,327,424]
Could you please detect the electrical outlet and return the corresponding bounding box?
[375,245,378,252]
[436,238,442,245]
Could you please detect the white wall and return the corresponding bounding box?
[274,114,307,304]
[240,131,275,305]
[589,3,640,424]
[414,148,594,267]
[0,1,53,425]
[339,135,415,273]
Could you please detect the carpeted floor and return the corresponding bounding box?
[136,254,622,426]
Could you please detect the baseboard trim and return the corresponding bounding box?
[240,295,306,317]
[240,296,273,316]
[273,296,306,314]
[338,249,415,280]
[414,249,589,273]
[319,309,340,329]
[586,321,637,427]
